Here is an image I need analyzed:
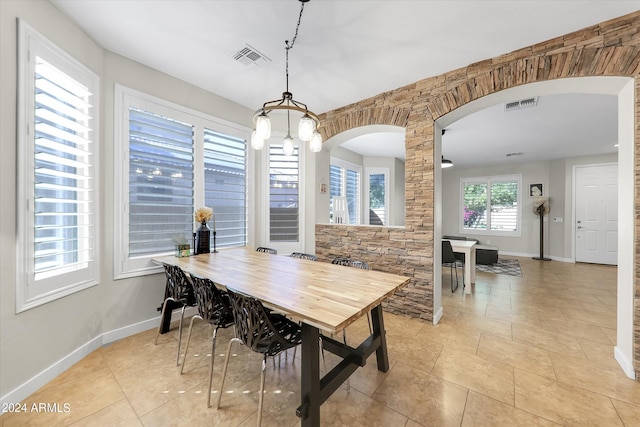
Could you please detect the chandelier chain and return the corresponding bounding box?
[285,1,306,93]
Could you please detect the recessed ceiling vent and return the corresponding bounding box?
[232,44,271,66]
[506,152,524,157]
[504,97,538,112]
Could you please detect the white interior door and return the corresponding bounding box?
[575,164,618,265]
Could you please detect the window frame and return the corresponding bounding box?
[114,85,251,279]
[16,20,100,312]
[459,174,522,237]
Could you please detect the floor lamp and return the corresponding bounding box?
[532,197,551,261]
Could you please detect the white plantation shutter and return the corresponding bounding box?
[114,86,249,277]
[204,129,247,248]
[269,145,299,242]
[18,21,100,311]
[329,164,342,220]
[34,58,94,277]
[330,159,361,224]
[128,108,194,257]
[346,168,360,224]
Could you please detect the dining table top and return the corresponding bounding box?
[152,247,410,334]
[443,239,477,249]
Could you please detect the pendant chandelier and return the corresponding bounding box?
[250,0,322,155]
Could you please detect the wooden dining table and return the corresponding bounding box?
[153,247,410,426]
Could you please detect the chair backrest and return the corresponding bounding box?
[331,257,351,266]
[331,257,369,270]
[442,240,456,264]
[350,260,369,270]
[290,252,318,261]
[189,275,234,327]
[163,263,195,304]
[226,289,301,357]
[256,246,277,254]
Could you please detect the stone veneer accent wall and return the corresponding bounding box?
[315,11,640,373]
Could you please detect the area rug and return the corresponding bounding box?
[476,258,522,276]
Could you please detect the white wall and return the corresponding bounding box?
[0,0,254,402]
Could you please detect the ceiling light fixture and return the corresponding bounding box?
[251,0,322,154]
[441,156,453,168]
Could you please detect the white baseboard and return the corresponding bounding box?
[0,307,197,407]
[433,306,443,324]
[614,346,636,379]
[499,251,573,263]
[0,335,104,408]
[101,317,160,346]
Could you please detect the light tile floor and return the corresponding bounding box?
[3,257,640,426]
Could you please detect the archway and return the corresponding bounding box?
[433,77,634,378]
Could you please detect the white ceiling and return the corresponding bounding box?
[52,0,637,166]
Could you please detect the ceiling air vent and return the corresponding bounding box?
[232,44,271,66]
[504,97,538,112]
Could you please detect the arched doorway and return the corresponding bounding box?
[433,77,635,378]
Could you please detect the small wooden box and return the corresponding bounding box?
[175,244,190,258]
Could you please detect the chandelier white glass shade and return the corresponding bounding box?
[250,129,265,150]
[250,0,322,154]
[254,112,271,140]
[298,113,315,142]
[283,133,295,156]
[310,130,322,152]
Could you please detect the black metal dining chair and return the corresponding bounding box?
[155,263,196,365]
[331,257,369,269]
[256,246,277,254]
[178,275,236,407]
[216,288,302,426]
[290,251,318,261]
[442,240,459,292]
[443,235,468,286]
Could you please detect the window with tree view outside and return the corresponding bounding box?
[462,175,520,235]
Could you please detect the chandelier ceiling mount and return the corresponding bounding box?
[251,0,322,154]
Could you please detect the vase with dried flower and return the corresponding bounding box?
[194,207,213,255]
